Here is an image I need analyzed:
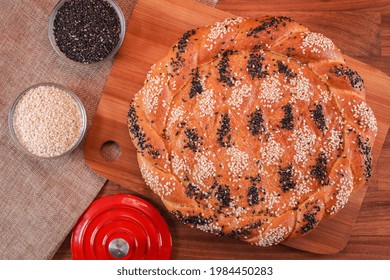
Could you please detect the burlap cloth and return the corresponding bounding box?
[0,0,218,260]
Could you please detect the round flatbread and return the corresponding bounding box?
[128,16,377,246]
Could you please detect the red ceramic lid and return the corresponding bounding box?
[71,194,172,260]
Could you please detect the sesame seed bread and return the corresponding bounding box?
[128,16,377,246]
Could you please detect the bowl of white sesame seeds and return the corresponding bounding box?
[8,83,87,159]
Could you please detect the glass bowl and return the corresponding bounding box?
[8,83,87,159]
[48,0,126,65]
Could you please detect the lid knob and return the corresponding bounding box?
[108,238,130,258]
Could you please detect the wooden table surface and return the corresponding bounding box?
[54,0,390,259]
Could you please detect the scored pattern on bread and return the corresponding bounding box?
[128,16,377,246]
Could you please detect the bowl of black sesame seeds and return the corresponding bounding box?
[48,0,126,65]
[8,83,87,159]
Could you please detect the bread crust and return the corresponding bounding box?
[128,16,377,246]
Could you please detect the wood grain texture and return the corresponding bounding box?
[217,0,390,56]
[218,0,390,58]
[217,0,390,14]
[217,11,381,56]
[381,15,390,56]
[55,0,390,259]
[84,0,390,254]
[216,0,390,257]
[54,167,390,260]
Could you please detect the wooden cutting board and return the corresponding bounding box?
[84,0,390,254]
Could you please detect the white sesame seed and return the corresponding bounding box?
[319,128,342,158]
[141,72,164,115]
[140,162,173,197]
[167,106,185,129]
[292,120,317,164]
[317,85,330,104]
[259,135,284,166]
[227,146,249,181]
[204,17,244,51]
[351,101,378,133]
[228,80,252,109]
[171,150,188,175]
[285,71,314,102]
[257,225,291,247]
[260,75,283,107]
[13,85,83,157]
[193,152,216,188]
[330,175,354,214]
[263,191,281,209]
[196,222,222,233]
[301,32,334,54]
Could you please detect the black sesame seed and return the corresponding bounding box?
[147,149,160,159]
[183,127,203,152]
[300,212,319,233]
[330,65,364,91]
[247,52,268,79]
[175,29,196,53]
[357,136,372,179]
[247,185,259,206]
[280,104,294,130]
[310,104,327,131]
[310,153,329,185]
[252,44,262,51]
[223,221,262,239]
[53,0,121,63]
[247,174,262,184]
[312,205,321,212]
[277,60,296,80]
[213,182,231,208]
[217,113,232,147]
[172,210,213,226]
[216,50,236,87]
[247,108,266,136]
[170,55,185,73]
[247,16,292,37]
[128,104,151,151]
[278,163,296,192]
[185,183,210,200]
[189,70,203,98]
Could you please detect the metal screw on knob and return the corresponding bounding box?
[108,238,129,258]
